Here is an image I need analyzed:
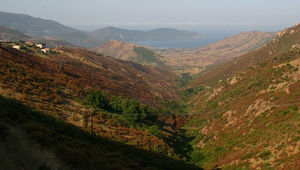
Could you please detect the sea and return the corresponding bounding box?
[132,32,226,49]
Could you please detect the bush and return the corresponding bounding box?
[191,149,204,163]
[259,150,271,160]
[86,91,109,110]
[176,73,192,87]
[148,125,162,138]
[122,99,146,124]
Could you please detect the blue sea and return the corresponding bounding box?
[133,32,234,49]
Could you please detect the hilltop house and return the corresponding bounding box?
[41,48,50,53]
[36,44,43,49]
[12,45,20,50]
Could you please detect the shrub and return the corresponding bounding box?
[176,73,192,87]
[148,125,162,138]
[259,150,271,160]
[191,149,204,163]
[86,91,109,110]
[292,105,299,111]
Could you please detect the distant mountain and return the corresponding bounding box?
[0,11,76,37]
[155,31,275,74]
[0,11,99,47]
[192,26,299,84]
[89,27,201,42]
[0,25,30,41]
[0,24,75,48]
[91,40,166,67]
[0,11,202,48]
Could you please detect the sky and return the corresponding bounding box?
[1,0,300,32]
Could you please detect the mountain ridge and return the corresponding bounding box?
[91,39,166,67]
[0,11,202,48]
[89,26,201,42]
[154,31,275,74]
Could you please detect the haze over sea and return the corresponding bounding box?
[75,23,291,48]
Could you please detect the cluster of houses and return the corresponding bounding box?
[11,41,50,54]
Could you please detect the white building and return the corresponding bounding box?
[41,48,50,53]
[25,41,34,46]
[36,44,43,49]
[12,45,20,50]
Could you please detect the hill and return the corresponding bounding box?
[0,11,77,37]
[184,23,300,169]
[190,27,300,85]
[91,39,166,67]
[0,43,178,107]
[0,42,201,167]
[0,25,30,41]
[89,27,201,42]
[0,11,202,48]
[0,11,100,47]
[155,31,274,74]
[0,95,200,170]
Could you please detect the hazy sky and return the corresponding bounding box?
[1,0,300,31]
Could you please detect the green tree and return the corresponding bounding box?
[121,99,147,124]
[109,96,123,113]
[86,91,109,109]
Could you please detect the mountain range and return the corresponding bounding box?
[0,11,200,48]
[90,27,201,42]
[155,31,275,74]
[91,31,274,73]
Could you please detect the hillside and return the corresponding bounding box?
[0,11,77,37]
[0,96,200,170]
[0,41,199,160]
[0,25,30,41]
[0,43,178,107]
[0,11,100,47]
[184,23,300,169]
[89,27,201,42]
[155,31,274,74]
[190,27,300,85]
[91,40,166,67]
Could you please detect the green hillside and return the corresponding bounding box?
[133,46,166,66]
[184,24,300,169]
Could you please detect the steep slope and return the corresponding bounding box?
[185,23,300,169]
[0,43,178,107]
[89,27,201,42]
[0,42,194,159]
[191,26,300,85]
[0,96,200,170]
[0,25,30,41]
[91,40,166,67]
[155,31,274,74]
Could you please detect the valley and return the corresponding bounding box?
[0,9,299,170]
